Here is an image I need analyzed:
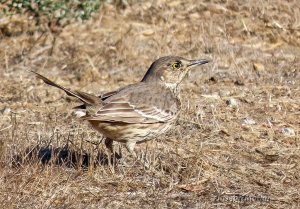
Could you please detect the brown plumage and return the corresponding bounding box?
[31,56,210,157]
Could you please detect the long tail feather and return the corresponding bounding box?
[30,70,100,105]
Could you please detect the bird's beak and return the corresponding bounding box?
[187,59,211,67]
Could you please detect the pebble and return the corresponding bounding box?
[253,62,265,72]
[226,98,239,108]
[219,90,231,97]
[282,128,295,137]
[73,110,86,118]
[243,118,256,125]
[201,93,220,100]
[2,108,11,115]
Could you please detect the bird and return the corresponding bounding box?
[31,56,210,159]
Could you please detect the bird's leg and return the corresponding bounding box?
[125,141,137,158]
[104,138,114,153]
[104,138,116,166]
[125,141,150,168]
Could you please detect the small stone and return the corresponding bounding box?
[2,108,11,115]
[253,63,265,72]
[189,12,201,19]
[282,128,295,137]
[243,118,256,125]
[201,93,220,100]
[219,90,231,98]
[226,98,238,108]
[142,29,154,36]
[73,110,86,118]
[234,79,245,86]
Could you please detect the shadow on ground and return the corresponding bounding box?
[12,145,121,168]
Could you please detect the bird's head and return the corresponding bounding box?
[142,56,210,90]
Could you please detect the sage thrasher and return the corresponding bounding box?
[31,56,210,157]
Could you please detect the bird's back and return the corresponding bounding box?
[104,82,180,113]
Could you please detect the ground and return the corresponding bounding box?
[0,0,299,208]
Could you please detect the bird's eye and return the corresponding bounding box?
[171,62,182,70]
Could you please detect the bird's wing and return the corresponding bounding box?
[85,96,176,124]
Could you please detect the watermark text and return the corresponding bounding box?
[214,194,271,203]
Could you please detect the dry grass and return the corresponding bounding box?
[0,0,299,208]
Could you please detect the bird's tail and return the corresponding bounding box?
[30,71,100,106]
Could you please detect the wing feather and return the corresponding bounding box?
[86,97,175,124]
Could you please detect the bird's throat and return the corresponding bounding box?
[164,82,180,97]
